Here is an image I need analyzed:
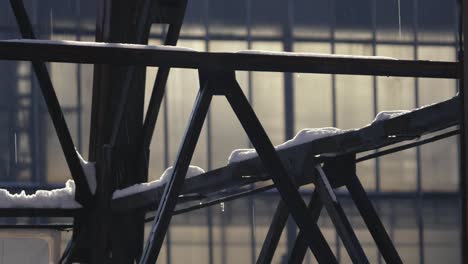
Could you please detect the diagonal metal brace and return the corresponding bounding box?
[223,72,337,262]
[315,165,369,263]
[140,77,214,263]
[346,172,403,263]
[288,190,323,264]
[9,0,92,205]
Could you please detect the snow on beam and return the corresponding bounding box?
[112,96,460,212]
[0,39,459,79]
[0,96,458,216]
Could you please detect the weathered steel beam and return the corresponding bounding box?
[86,0,158,262]
[0,95,458,221]
[314,165,369,263]
[0,39,460,79]
[140,0,187,152]
[461,0,468,262]
[257,190,328,264]
[288,191,323,264]
[112,96,459,212]
[8,0,92,206]
[140,78,214,263]
[224,73,337,261]
[256,201,291,264]
[346,173,403,264]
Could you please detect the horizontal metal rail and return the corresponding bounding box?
[0,96,459,218]
[0,40,460,78]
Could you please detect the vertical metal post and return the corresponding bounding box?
[329,0,341,260]
[164,81,172,264]
[371,1,382,262]
[221,208,227,264]
[246,1,257,262]
[202,2,215,263]
[88,1,155,262]
[283,1,297,260]
[371,0,381,194]
[92,145,113,263]
[460,0,468,262]
[75,1,83,152]
[412,1,425,263]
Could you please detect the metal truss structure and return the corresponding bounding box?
[0,0,466,263]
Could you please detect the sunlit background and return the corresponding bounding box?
[0,0,462,263]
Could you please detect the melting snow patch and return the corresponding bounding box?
[228,127,345,164]
[112,165,205,199]
[372,110,410,123]
[228,100,443,164]
[372,101,438,124]
[0,180,80,208]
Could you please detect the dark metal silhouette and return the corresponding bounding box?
[0,0,463,263]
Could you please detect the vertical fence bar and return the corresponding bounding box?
[202,1,215,263]
[245,1,257,262]
[283,1,297,259]
[412,1,425,263]
[371,1,383,262]
[329,0,341,261]
[460,0,467,262]
[162,24,172,264]
[75,1,83,152]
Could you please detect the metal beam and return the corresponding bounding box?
[8,0,92,206]
[224,73,337,261]
[140,78,214,263]
[346,173,402,263]
[461,1,468,263]
[0,40,459,79]
[315,165,369,263]
[288,190,323,264]
[256,201,289,264]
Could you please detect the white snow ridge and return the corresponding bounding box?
[112,165,205,199]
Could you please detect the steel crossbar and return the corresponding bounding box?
[0,39,459,79]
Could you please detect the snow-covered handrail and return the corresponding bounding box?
[228,103,436,164]
[112,166,205,199]
[0,96,458,214]
[111,96,459,212]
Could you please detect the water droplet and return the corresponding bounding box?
[220,202,225,212]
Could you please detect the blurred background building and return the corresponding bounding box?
[0,0,461,263]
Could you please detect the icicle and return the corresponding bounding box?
[220,202,225,212]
